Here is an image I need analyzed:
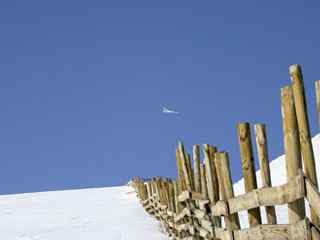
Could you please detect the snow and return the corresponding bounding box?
[0,134,320,239]
[0,186,167,240]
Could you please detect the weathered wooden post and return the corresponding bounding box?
[187,153,194,191]
[290,64,319,225]
[254,123,277,224]
[193,145,201,193]
[200,164,208,199]
[203,144,221,227]
[174,154,185,238]
[173,180,180,213]
[178,142,193,191]
[179,142,198,238]
[281,86,306,223]
[173,180,182,239]
[203,144,219,203]
[176,148,186,191]
[237,122,262,226]
[215,152,240,230]
[167,180,174,213]
[171,181,176,214]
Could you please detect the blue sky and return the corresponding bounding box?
[0,1,320,194]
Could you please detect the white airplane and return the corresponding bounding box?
[161,106,179,114]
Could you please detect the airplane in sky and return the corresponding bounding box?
[161,106,179,114]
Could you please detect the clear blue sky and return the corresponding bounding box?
[1,1,320,194]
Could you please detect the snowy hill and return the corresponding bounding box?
[0,186,167,240]
[0,134,320,239]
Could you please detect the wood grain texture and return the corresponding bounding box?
[193,145,201,193]
[306,177,320,221]
[203,144,221,227]
[254,124,277,224]
[200,164,208,199]
[281,86,306,223]
[232,219,310,240]
[290,64,319,225]
[186,153,194,191]
[228,173,305,214]
[237,122,262,226]
[215,152,240,230]
[176,148,186,192]
[203,144,219,204]
[311,226,320,240]
[178,142,192,191]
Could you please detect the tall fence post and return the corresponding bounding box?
[200,164,208,199]
[281,86,306,223]
[186,153,194,191]
[237,122,262,226]
[178,142,193,191]
[215,152,240,230]
[193,145,201,193]
[254,123,277,224]
[290,64,319,225]
[173,180,179,213]
[203,144,221,227]
[176,147,186,191]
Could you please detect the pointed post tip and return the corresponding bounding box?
[289,64,301,74]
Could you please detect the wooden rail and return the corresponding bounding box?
[131,64,320,240]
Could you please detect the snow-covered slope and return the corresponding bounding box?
[1,134,319,239]
[0,186,167,240]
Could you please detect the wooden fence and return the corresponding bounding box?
[132,64,320,240]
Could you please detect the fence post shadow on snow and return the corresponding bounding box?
[131,64,320,240]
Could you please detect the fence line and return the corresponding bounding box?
[132,64,320,240]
